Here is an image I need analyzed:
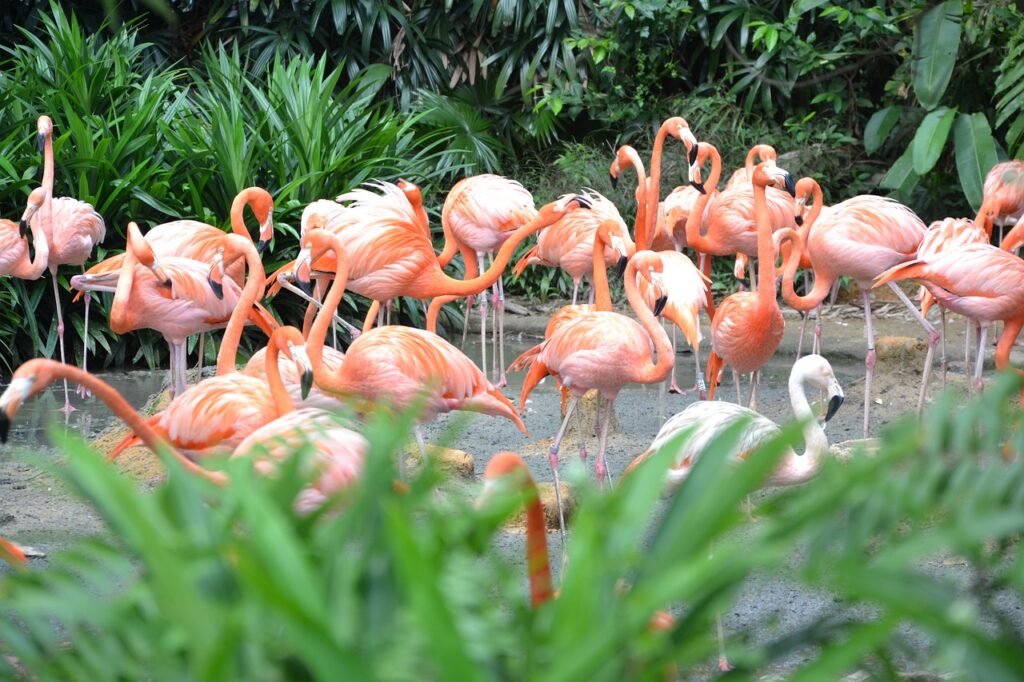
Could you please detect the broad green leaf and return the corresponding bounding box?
[880,144,921,194]
[912,0,962,110]
[864,106,902,154]
[912,106,956,175]
[953,112,999,212]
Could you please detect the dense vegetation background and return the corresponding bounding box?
[0,0,1021,370]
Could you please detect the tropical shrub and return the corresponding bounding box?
[2,373,1023,678]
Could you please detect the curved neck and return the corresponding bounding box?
[523,479,553,607]
[624,260,673,383]
[109,237,140,334]
[591,232,613,312]
[752,180,777,302]
[435,212,461,268]
[42,361,226,485]
[229,190,255,241]
[644,126,673,252]
[778,231,834,312]
[14,219,50,278]
[975,206,995,241]
[623,149,648,249]
[802,182,824,246]
[265,339,295,415]
[744,147,759,176]
[308,250,351,382]
[216,246,267,374]
[683,148,723,253]
[787,369,828,484]
[41,127,54,232]
[426,205,570,298]
[995,318,1024,381]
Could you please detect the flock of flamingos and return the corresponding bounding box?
[0,112,1023,653]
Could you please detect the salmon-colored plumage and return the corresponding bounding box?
[982,160,1024,226]
[0,189,49,280]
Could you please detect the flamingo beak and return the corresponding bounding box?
[609,173,618,190]
[19,219,27,238]
[571,194,592,210]
[257,239,268,255]
[300,369,314,400]
[653,294,668,318]
[783,172,796,198]
[616,255,628,277]
[795,215,804,227]
[0,412,9,444]
[690,180,706,195]
[824,379,844,422]
[37,132,45,154]
[208,275,224,300]
[688,143,698,166]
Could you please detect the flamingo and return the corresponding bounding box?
[1,188,50,281]
[875,234,1024,401]
[641,117,699,253]
[516,249,674,540]
[690,144,796,287]
[0,536,27,567]
[704,161,796,410]
[36,115,106,413]
[982,160,1024,241]
[105,224,272,397]
[625,353,845,671]
[296,228,532,453]
[512,190,634,305]
[724,143,779,190]
[776,191,939,435]
[436,174,538,384]
[789,177,826,358]
[478,452,677,678]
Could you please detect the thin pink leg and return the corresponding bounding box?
[733,369,742,404]
[717,614,732,671]
[575,401,588,465]
[51,272,75,414]
[594,395,615,488]
[972,325,988,394]
[460,295,473,349]
[477,252,489,380]
[939,308,947,387]
[886,283,938,416]
[863,291,875,437]
[549,395,580,551]
[813,303,823,355]
[495,271,508,388]
[76,287,93,398]
[668,324,684,394]
[964,317,972,379]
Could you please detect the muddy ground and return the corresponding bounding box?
[1,288,1021,678]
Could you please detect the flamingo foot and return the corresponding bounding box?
[595,458,606,488]
[578,446,587,464]
[668,379,685,395]
[495,373,508,389]
[75,384,92,399]
[718,657,733,672]
[927,330,941,347]
[60,399,76,415]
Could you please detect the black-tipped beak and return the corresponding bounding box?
[0,412,9,444]
[208,276,224,300]
[19,219,27,238]
[615,255,628,277]
[825,394,843,422]
[610,173,618,190]
[257,239,268,255]
[296,276,314,298]
[37,133,45,154]
[795,214,804,227]
[300,369,314,400]
[688,144,698,165]
[690,181,706,195]
[783,173,796,198]
[573,195,592,210]
[653,294,668,317]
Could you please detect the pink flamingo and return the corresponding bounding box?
[512,190,634,305]
[297,228,532,456]
[36,115,106,413]
[724,143,779,190]
[1,188,50,280]
[982,160,1024,241]
[516,249,674,539]
[777,193,938,435]
[704,162,796,410]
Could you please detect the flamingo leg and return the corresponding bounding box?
[196,333,205,377]
[939,308,947,387]
[746,371,759,411]
[594,395,615,488]
[972,325,988,395]
[717,614,732,672]
[571,279,579,306]
[549,395,580,551]
[495,272,508,388]
[827,278,840,310]
[863,290,876,438]
[166,341,177,399]
[964,317,972,379]
[460,295,473,349]
[733,369,742,405]
[886,283,939,416]
[276,276,362,339]
[587,280,595,305]
[51,272,75,414]
[796,270,811,359]
[813,303,823,355]
[477,251,489,380]
[575,400,588,465]
[693,338,706,400]
[77,287,93,399]
[385,298,392,326]
[668,324,683,394]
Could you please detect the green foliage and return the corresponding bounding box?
[3,375,1024,678]
[994,23,1024,160]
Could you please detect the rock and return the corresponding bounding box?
[876,335,928,363]
[501,481,574,530]
[403,445,475,479]
[18,545,46,558]
[503,300,531,316]
[830,438,879,462]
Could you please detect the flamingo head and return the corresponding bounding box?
[274,326,314,399]
[36,115,52,152]
[294,242,315,298]
[20,187,46,237]
[754,160,796,198]
[793,177,820,227]
[246,188,274,254]
[0,359,58,442]
[208,247,226,300]
[127,222,171,286]
[632,250,668,316]
[609,145,643,190]
[396,178,422,205]
[688,143,708,195]
[477,452,533,509]
[795,354,844,423]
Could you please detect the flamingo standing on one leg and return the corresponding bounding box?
[625,353,845,671]
[35,115,106,413]
[704,162,796,410]
[517,249,674,541]
[776,191,938,435]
